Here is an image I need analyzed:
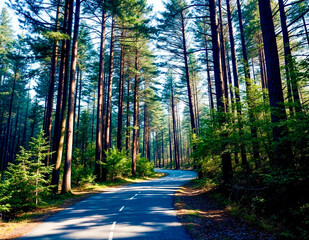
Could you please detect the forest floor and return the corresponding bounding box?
[174,180,275,240]
[0,173,164,240]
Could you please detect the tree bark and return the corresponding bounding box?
[132,50,139,176]
[209,0,233,186]
[1,71,17,176]
[62,0,81,193]
[226,0,247,166]
[258,0,293,167]
[51,0,74,191]
[117,31,125,150]
[218,0,229,110]
[236,0,258,169]
[278,0,302,114]
[302,16,309,47]
[181,11,196,133]
[95,9,106,181]
[43,1,60,167]
[126,78,131,155]
[171,84,179,170]
[168,115,173,168]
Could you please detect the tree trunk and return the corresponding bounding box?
[103,16,115,181]
[51,0,74,192]
[22,92,29,147]
[258,0,293,167]
[181,11,196,133]
[95,9,106,181]
[236,0,258,169]
[209,0,233,186]
[278,0,302,114]
[226,0,247,166]
[1,71,17,176]
[62,0,81,193]
[171,85,179,170]
[117,31,125,150]
[302,16,309,47]
[126,78,131,155]
[218,0,229,110]
[168,115,173,169]
[204,35,214,110]
[132,50,139,176]
[43,1,60,167]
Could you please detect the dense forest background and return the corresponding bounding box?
[0,0,308,238]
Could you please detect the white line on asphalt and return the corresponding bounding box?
[108,231,113,240]
[119,206,124,211]
[111,221,116,231]
[130,193,138,200]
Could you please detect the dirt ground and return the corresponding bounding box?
[174,181,274,240]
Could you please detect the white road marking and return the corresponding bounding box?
[130,193,138,200]
[108,222,116,240]
[108,231,113,240]
[119,206,124,212]
[111,221,116,231]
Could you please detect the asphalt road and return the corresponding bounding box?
[20,169,197,240]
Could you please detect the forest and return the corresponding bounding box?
[0,0,308,238]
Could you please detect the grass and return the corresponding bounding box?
[0,172,164,239]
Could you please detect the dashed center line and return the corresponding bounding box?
[130,193,138,200]
[108,221,116,240]
[119,206,124,212]
[111,221,116,231]
[108,231,113,240]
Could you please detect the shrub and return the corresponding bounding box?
[136,156,154,177]
[105,147,131,180]
[0,130,53,217]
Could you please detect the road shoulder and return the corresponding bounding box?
[174,180,273,239]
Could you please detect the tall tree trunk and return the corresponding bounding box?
[62,0,81,193]
[218,0,229,110]
[171,85,179,170]
[302,16,309,47]
[22,92,29,147]
[258,0,293,167]
[132,50,139,176]
[51,0,74,191]
[73,66,79,147]
[209,0,233,186]
[161,131,165,167]
[76,70,83,148]
[1,72,17,176]
[95,9,106,181]
[204,35,214,110]
[258,43,267,92]
[278,0,302,114]
[168,115,173,169]
[226,0,247,166]
[126,78,131,155]
[43,1,60,167]
[117,32,125,150]
[103,16,115,181]
[143,103,149,159]
[237,0,258,169]
[181,11,196,133]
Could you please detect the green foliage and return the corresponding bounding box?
[71,164,96,188]
[0,130,53,216]
[136,156,154,177]
[105,147,131,180]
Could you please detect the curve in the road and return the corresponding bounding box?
[19,169,197,240]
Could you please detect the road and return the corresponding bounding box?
[20,169,197,240]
